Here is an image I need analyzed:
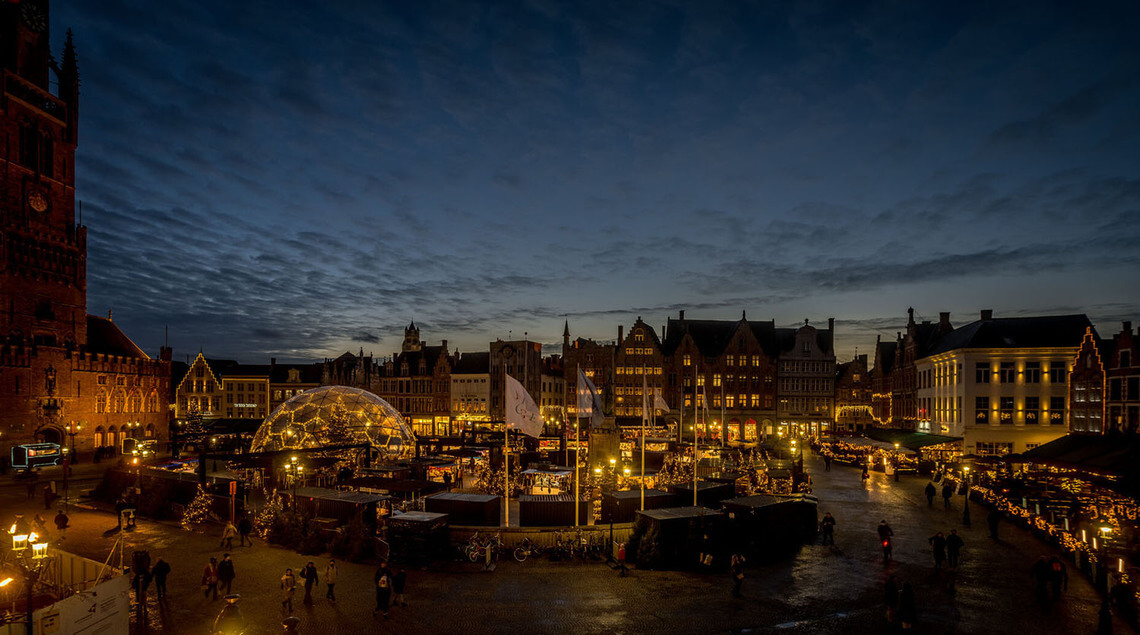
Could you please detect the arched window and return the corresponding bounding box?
[94,426,105,448]
[107,426,118,449]
[112,390,126,413]
[146,391,158,413]
[128,391,142,413]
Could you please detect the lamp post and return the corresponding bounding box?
[961,466,971,526]
[894,442,900,482]
[6,524,51,635]
[66,421,82,463]
[1099,526,1112,592]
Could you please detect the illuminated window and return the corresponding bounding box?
[751,356,761,367]
[96,391,107,414]
[713,374,722,387]
[683,355,691,367]
[975,397,989,424]
[999,397,1014,423]
[1025,396,1039,423]
[726,355,735,366]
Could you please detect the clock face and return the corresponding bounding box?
[27,188,49,213]
[502,345,515,358]
[21,2,48,33]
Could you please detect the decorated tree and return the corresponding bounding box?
[181,484,213,530]
[255,489,285,540]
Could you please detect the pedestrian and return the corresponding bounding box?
[443,471,453,491]
[217,553,235,595]
[820,512,836,546]
[373,564,392,619]
[861,466,870,482]
[43,484,54,510]
[941,482,954,509]
[884,575,899,625]
[237,516,253,546]
[152,558,171,600]
[730,554,745,598]
[393,568,407,607]
[987,509,1001,540]
[924,482,937,507]
[824,454,831,471]
[53,509,69,540]
[220,521,237,550]
[202,557,219,600]
[1098,598,1113,635]
[928,531,946,569]
[324,560,338,602]
[946,529,964,568]
[280,568,296,613]
[898,582,917,630]
[300,561,319,603]
[878,520,894,563]
[1048,556,1068,601]
[26,478,36,500]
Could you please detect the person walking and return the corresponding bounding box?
[946,529,964,569]
[220,522,237,550]
[1031,556,1051,602]
[941,482,954,509]
[53,509,69,540]
[878,520,894,563]
[43,484,54,510]
[820,512,836,546]
[861,466,870,483]
[202,557,219,601]
[373,564,392,619]
[324,560,338,602]
[280,568,296,614]
[924,482,937,507]
[987,509,1002,540]
[1048,556,1068,601]
[33,513,49,540]
[884,575,899,625]
[237,516,253,547]
[824,454,831,472]
[393,568,408,607]
[217,553,236,595]
[443,471,453,491]
[730,554,745,598]
[898,582,917,631]
[152,558,171,601]
[300,561,319,604]
[928,531,947,569]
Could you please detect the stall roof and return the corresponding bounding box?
[429,492,499,503]
[520,468,573,476]
[293,487,391,504]
[1021,434,1140,476]
[722,493,818,509]
[345,476,446,495]
[637,506,722,521]
[863,429,962,451]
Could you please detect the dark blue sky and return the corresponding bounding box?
[53,0,1140,363]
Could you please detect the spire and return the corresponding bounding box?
[56,29,80,142]
[563,320,569,337]
[741,310,747,321]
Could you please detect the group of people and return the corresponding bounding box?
[927,530,966,569]
[923,479,961,510]
[277,560,409,619]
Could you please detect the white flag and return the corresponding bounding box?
[653,388,670,412]
[576,367,604,428]
[505,374,543,437]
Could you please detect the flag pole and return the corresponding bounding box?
[574,365,580,528]
[504,365,509,528]
[641,369,646,511]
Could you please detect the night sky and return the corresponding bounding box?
[53,1,1140,364]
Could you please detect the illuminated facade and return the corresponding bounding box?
[834,354,872,432]
[916,311,1092,456]
[1069,327,1107,434]
[376,324,452,437]
[776,319,836,436]
[1,5,169,456]
[871,309,954,431]
[1104,321,1139,434]
[450,351,490,427]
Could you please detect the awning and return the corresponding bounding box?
[862,429,962,452]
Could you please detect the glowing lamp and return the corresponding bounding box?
[12,534,29,550]
[0,578,12,587]
[32,542,48,559]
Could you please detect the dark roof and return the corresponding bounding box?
[912,322,946,358]
[925,314,1093,356]
[452,351,490,374]
[269,363,323,384]
[863,429,961,450]
[1021,434,1140,492]
[662,318,739,357]
[85,316,147,358]
[876,340,898,375]
[391,345,446,376]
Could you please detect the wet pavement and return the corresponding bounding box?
[0,452,1127,634]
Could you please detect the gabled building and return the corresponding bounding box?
[872,309,954,430]
[1105,321,1139,434]
[835,354,872,432]
[377,324,452,436]
[775,319,836,437]
[450,351,490,429]
[916,311,1092,456]
[562,322,617,427]
[1070,327,1109,434]
[173,354,270,421]
[611,318,666,420]
[269,358,322,413]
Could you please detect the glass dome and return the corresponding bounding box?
[250,386,414,459]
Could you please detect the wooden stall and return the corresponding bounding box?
[630,506,725,570]
[517,494,589,527]
[721,494,819,561]
[425,492,501,526]
[600,489,675,523]
[387,511,449,564]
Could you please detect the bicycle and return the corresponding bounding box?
[513,537,541,562]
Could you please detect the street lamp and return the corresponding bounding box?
[893,443,900,482]
[961,466,971,526]
[6,523,53,635]
[1099,526,1112,591]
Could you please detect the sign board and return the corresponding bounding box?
[229,481,237,496]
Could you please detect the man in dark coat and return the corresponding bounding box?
[373,563,392,619]
[946,529,964,568]
[924,482,937,507]
[730,554,745,598]
[300,561,319,603]
[820,512,836,545]
[929,532,947,569]
[987,509,1002,540]
[151,558,171,600]
[237,516,253,547]
[217,553,236,595]
[941,482,954,509]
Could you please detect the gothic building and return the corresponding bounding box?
[0,2,170,457]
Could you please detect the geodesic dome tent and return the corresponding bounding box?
[250,386,415,459]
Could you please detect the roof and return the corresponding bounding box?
[722,494,817,509]
[452,351,490,374]
[1020,434,1140,492]
[293,487,391,504]
[925,314,1093,356]
[269,363,323,384]
[876,340,898,375]
[636,506,723,521]
[85,316,148,358]
[389,345,447,376]
[863,428,961,450]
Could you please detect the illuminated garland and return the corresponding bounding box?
[255,489,285,539]
[181,484,213,530]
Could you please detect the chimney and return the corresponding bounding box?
[679,310,685,321]
[618,325,624,343]
[442,339,448,353]
[939,312,952,333]
[1124,321,1133,335]
[907,307,914,325]
[828,317,834,332]
[980,309,993,321]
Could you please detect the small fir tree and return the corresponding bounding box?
[181,484,213,530]
[255,489,285,540]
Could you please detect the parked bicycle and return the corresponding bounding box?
[513,537,542,562]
